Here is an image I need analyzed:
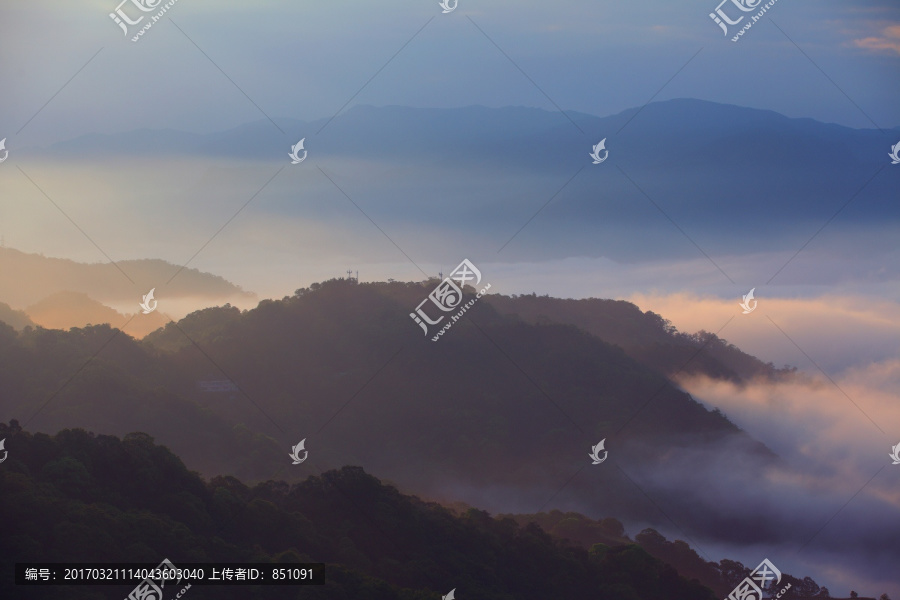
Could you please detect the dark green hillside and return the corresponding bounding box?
[500,510,830,598]
[0,321,284,482]
[0,423,716,600]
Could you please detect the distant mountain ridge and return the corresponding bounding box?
[21,290,169,338]
[29,100,899,168]
[0,247,256,308]
[22,100,898,261]
[26,291,128,330]
[0,302,33,330]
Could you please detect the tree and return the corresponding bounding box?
[600,517,625,538]
[798,576,822,597]
[718,559,750,588]
[589,543,610,560]
[851,592,858,598]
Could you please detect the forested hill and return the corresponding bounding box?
[499,511,833,599]
[485,294,793,382]
[0,422,809,600]
[1,278,776,517]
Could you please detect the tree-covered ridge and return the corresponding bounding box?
[0,320,286,483]
[500,510,837,599]
[1,279,775,497]
[485,293,796,382]
[0,423,716,600]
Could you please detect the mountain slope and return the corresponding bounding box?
[485,293,793,382]
[24,99,897,263]
[24,290,170,338]
[0,301,33,330]
[26,290,130,329]
[1,280,776,517]
[0,423,846,600]
[499,510,834,599]
[0,247,256,308]
[0,423,718,600]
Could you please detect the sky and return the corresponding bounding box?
[1,0,899,595]
[1,0,899,143]
[1,0,898,296]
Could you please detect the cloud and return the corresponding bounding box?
[852,24,900,55]
[424,361,900,595]
[666,366,900,596]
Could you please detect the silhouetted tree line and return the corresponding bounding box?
[486,293,797,382]
[0,423,717,600]
[500,510,839,598]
